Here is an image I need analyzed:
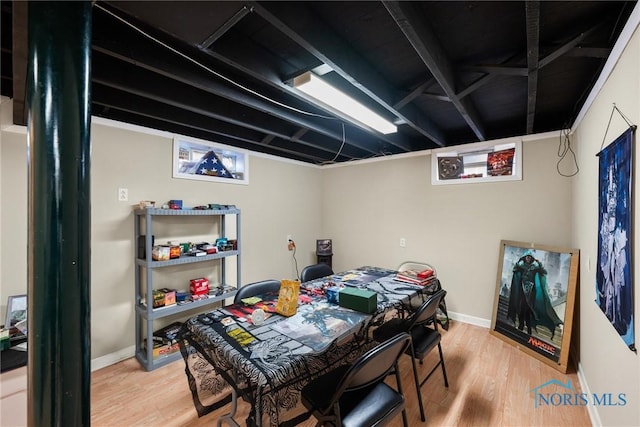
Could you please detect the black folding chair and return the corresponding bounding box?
[300,263,334,282]
[372,289,449,422]
[233,279,281,304]
[300,333,412,427]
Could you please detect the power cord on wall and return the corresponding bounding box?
[289,239,300,280]
[557,128,579,177]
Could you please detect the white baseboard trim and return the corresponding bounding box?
[449,311,492,329]
[575,359,600,427]
[91,345,135,372]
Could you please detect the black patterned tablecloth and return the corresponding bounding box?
[179,266,429,426]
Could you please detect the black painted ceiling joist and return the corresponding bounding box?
[383,1,487,141]
[3,1,635,164]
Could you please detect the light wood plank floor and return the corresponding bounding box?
[91,321,591,426]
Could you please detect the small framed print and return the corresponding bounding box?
[316,239,332,256]
[173,137,249,185]
[5,294,27,336]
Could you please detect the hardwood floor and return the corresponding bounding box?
[90,321,591,426]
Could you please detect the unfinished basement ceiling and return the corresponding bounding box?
[1,1,636,163]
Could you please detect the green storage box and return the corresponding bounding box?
[338,287,378,314]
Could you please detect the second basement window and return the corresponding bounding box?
[431,138,522,185]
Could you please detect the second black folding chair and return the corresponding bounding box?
[300,263,334,282]
[372,289,449,422]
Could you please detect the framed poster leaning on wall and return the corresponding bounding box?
[490,240,579,373]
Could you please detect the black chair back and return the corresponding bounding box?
[328,333,411,406]
[233,279,281,304]
[370,289,448,423]
[407,289,447,330]
[300,263,334,282]
[299,333,411,427]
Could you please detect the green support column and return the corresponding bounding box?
[26,2,92,426]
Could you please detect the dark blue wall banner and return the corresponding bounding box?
[596,127,636,352]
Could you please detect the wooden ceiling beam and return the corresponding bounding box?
[198,4,252,49]
[394,78,436,110]
[525,1,540,134]
[383,1,486,141]
[456,74,498,100]
[10,1,27,126]
[566,47,611,58]
[538,21,605,69]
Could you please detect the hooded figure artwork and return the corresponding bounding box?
[507,250,563,339]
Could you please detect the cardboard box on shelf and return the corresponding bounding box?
[168,199,183,209]
[169,245,181,259]
[159,288,176,306]
[152,290,165,308]
[147,341,180,359]
[152,245,170,261]
[190,278,209,296]
[175,290,190,303]
[153,322,182,343]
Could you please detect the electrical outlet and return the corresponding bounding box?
[287,234,293,243]
[118,188,128,202]
[399,238,406,247]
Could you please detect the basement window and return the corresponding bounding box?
[173,137,249,185]
[431,138,522,185]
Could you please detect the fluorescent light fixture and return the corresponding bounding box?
[292,71,397,134]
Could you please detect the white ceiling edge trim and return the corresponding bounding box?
[571,1,640,132]
[91,116,318,168]
[1,112,319,168]
[1,107,566,170]
[92,115,173,139]
[321,148,432,169]
[322,129,565,170]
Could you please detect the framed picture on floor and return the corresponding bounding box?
[490,240,579,373]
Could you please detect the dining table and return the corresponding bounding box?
[178,266,437,426]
